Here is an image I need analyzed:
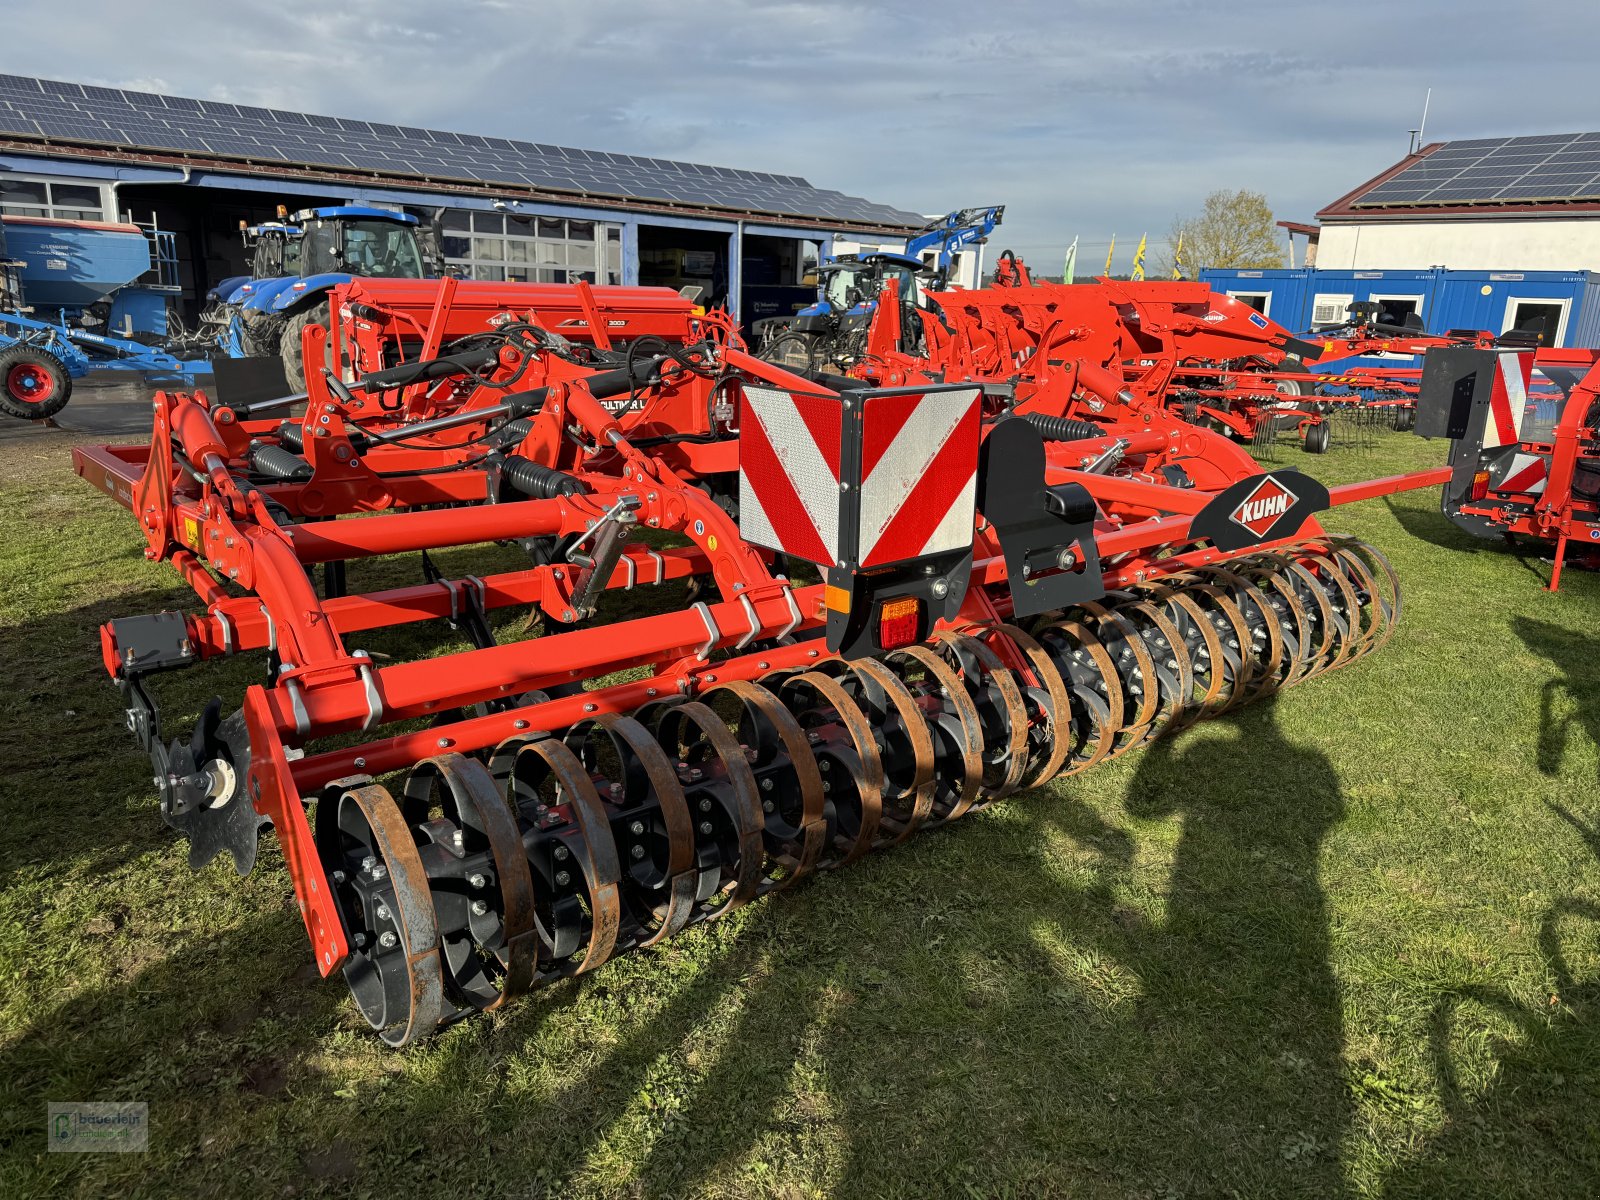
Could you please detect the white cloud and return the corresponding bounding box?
[3,0,1594,269]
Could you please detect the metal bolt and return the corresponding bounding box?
[354,757,366,769]
[555,870,571,886]
[699,798,713,812]
[375,903,392,922]
[514,719,530,730]
[470,899,489,916]
[360,856,377,872]
[758,661,769,670]
[331,870,346,884]
[451,830,464,849]
[631,845,646,860]
[469,873,487,889]
[554,845,570,861]
[371,863,387,880]
[699,821,714,835]
[931,578,949,598]
[584,702,597,713]
[629,820,645,835]
[763,799,775,813]
[378,931,397,949]
[437,737,453,748]
[761,777,775,792]
[351,932,368,948]
[1057,548,1077,570]
[819,759,831,773]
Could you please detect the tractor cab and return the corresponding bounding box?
[293,207,426,278]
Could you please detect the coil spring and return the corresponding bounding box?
[1025,412,1107,443]
[500,455,589,499]
[316,535,1401,1044]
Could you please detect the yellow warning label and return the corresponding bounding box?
[183,517,201,548]
[707,534,718,552]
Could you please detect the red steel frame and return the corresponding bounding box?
[73,277,1453,982]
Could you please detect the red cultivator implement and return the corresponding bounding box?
[1418,345,1600,589]
[75,277,1448,1044]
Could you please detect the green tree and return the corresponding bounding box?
[1163,189,1286,276]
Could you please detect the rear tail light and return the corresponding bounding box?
[1470,470,1490,501]
[877,596,921,650]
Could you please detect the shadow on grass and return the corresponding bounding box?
[2,681,1364,1197]
[1378,809,1600,1199]
[1514,616,1600,784]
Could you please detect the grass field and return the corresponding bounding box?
[1,424,1596,1199]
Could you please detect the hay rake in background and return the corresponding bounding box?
[75,277,1450,1044]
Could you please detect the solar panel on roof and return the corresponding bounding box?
[1352,131,1600,207]
[0,73,924,226]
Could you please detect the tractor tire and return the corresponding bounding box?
[279,300,331,392]
[1274,354,1313,397]
[0,345,72,420]
[1389,407,1416,432]
[1302,420,1331,455]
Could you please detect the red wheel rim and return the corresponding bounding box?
[7,363,55,405]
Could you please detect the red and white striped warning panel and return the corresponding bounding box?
[1485,352,1535,449]
[855,387,981,567]
[737,385,982,569]
[738,385,843,566]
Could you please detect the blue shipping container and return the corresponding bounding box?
[1198,266,1600,369]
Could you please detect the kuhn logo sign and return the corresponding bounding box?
[1228,474,1297,538]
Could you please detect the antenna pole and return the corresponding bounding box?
[1417,87,1431,148]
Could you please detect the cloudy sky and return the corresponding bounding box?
[3,0,1592,270]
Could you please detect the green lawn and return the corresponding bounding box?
[1,426,1596,1198]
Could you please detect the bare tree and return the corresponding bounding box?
[1162,189,1286,276]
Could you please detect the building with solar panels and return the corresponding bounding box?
[1313,131,1600,273]
[1200,132,1600,358]
[0,74,927,329]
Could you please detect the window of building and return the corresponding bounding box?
[440,209,622,285]
[1503,297,1568,348]
[1227,290,1271,316]
[0,177,109,221]
[1367,294,1424,331]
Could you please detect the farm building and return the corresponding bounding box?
[1305,131,1600,272]
[0,73,926,329]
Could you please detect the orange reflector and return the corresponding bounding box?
[878,596,921,650]
[1470,470,1490,501]
[824,584,852,614]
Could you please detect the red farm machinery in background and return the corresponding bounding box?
[1417,344,1600,590]
[75,275,1451,1045]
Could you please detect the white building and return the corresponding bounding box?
[1311,132,1600,271]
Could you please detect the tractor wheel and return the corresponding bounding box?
[1274,354,1313,397]
[762,332,817,372]
[0,345,72,420]
[280,300,331,392]
[1302,420,1331,455]
[1389,407,1416,432]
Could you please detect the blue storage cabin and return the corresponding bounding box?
[1198,267,1600,369]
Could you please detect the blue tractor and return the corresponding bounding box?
[0,213,211,419]
[209,205,431,388]
[754,205,1003,369]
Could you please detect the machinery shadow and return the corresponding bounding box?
[1376,829,1600,1198]
[1513,616,1600,782]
